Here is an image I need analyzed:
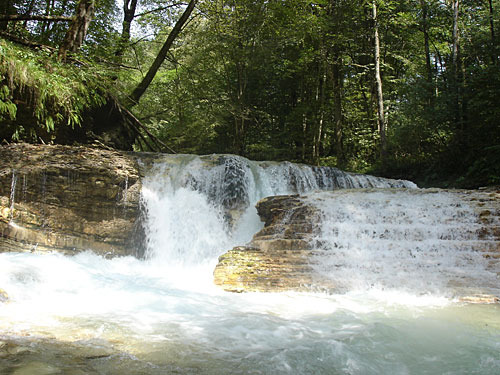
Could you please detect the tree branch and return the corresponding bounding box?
[0,31,54,49]
[112,98,176,153]
[95,57,140,70]
[134,3,186,19]
[127,0,197,106]
[0,15,73,22]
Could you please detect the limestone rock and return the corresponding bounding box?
[214,195,334,292]
[11,361,62,375]
[459,294,500,304]
[214,189,500,297]
[0,144,144,256]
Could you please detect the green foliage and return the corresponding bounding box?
[462,146,500,187]
[0,39,107,142]
[1,0,499,187]
[116,0,498,187]
[0,84,17,120]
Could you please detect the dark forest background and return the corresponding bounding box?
[1,0,499,187]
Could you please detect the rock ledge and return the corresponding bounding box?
[0,144,142,256]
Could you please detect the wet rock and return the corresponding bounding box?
[11,361,61,375]
[214,189,500,295]
[459,294,500,304]
[0,340,6,352]
[214,195,334,292]
[0,341,33,358]
[0,288,8,302]
[0,144,144,257]
[7,345,32,355]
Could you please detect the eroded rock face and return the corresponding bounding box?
[0,144,143,256]
[214,189,500,298]
[214,195,334,292]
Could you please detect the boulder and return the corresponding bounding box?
[214,195,334,292]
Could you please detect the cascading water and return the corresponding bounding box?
[139,155,416,270]
[8,169,17,223]
[307,189,500,297]
[0,154,499,375]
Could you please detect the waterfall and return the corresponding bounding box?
[8,169,17,223]
[306,190,499,297]
[138,154,416,265]
[1,154,498,375]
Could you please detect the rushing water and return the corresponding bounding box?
[0,155,499,374]
[308,189,500,298]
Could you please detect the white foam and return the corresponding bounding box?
[307,190,498,297]
[2,157,498,374]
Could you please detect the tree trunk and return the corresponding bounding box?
[420,0,434,108]
[22,0,37,28]
[328,0,345,167]
[115,0,138,58]
[0,0,13,31]
[452,0,459,70]
[58,0,95,62]
[451,0,462,130]
[373,0,387,162]
[331,55,344,167]
[315,54,327,166]
[302,113,307,163]
[234,58,247,156]
[488,0,496,64]
[420,0,432,84]
[127,0,197,106]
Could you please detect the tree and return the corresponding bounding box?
[372,0,387,162]
[127,0,197,106]
[419,0,433,86]
[58,0,95,61]
[115,0,138,58]
[488,0,496,63]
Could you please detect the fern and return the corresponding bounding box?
[0,39,110,140]
[0,84,17,120]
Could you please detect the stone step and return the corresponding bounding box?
[253,232,312,241]
[256,223,314,237]
[215,189,500,296]
[311,225,499,242]
[250,238,312,251]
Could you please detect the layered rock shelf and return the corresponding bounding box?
[0,143,142,256]
[214,189,500,296]
[214,195,334,292]
[1,144,499,300]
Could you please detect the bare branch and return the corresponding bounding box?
[0,15,72,22]
[134,3,186,19]
[95,57,141,70]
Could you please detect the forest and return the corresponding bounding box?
[0,0,499,187]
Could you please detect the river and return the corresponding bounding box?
[0,155,498,374]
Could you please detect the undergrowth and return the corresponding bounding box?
[0,38,108,141]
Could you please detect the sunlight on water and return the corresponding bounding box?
[0,155,498,374]
[307,190,499,298]
[1,250,499,374]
